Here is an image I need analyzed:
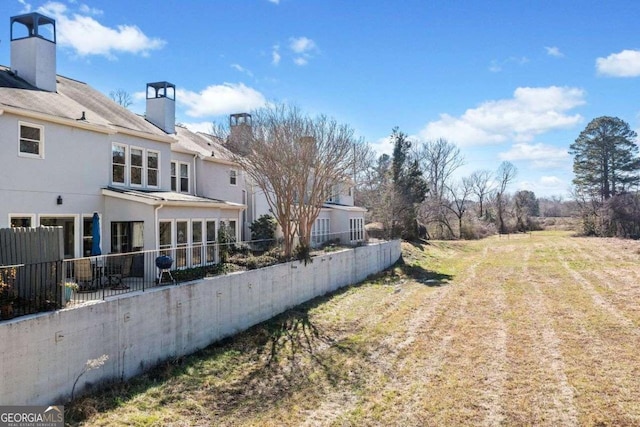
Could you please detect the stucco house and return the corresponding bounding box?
[0,12,245,265]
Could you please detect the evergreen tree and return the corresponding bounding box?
[389,128,428,239]
[570,116,640,201]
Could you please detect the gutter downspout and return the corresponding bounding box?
[155,204,164,250]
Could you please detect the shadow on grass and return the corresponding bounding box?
[384,255,454,287]
[65,284,373,425]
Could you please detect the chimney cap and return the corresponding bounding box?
[11,12,56,43]
[146,81,175,100]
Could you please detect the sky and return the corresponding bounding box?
[2,0,640,198]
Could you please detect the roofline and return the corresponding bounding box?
[172,145,238,166]
[323,203,367,212]
[102,188,246,210]
[0,107,115,135]
[114,126,175,144]
[0,107,175,143]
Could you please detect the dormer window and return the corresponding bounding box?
[18,122,44,159]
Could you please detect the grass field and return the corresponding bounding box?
[67,231,640,426]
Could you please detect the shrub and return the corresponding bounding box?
[249,215,278,251]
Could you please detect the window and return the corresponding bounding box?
[111,221,143,253]
[82,217,94,257]
[176,221,188,268]
[18,122,44,158]
[228,220,237,241]
[112,144,127,184]
[147,151,159,187]
[41,217,75,258]
[10,216,33,227]
[159,221,172,257]
[130,147,143,186]
[171,162,177,191]
[171,162,189,192]
[180,163,189,193]
[192,221,203,266]
[312,218,330,246]
[230,169,237,185]
[206,220,216,263]
[350,218,364,242]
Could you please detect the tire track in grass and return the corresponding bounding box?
[543,238,640,424]
[523,244,579,426]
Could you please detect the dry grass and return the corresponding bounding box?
[66,231,640,426]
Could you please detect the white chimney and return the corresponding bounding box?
[10,12,57,92]
[146,82,175,134]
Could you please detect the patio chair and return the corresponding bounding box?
[74,258,96,291]
[106,255,132,289]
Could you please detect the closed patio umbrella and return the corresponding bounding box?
[91,212,101,256]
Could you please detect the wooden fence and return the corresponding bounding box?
[0,227,64,319]
[0,226,63,265]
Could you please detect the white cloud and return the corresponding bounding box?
[419,86,586,147]
[293,57,308,66]
[289,36,316,54]
[289,36,318,66]
[545,46,564,58]
[596,49,640,77]
[182,121,214,134]
[488,56,529,72]
[231,64,254,77]
[499,142,569,168]
[518,176,569,197]
[268,0,280,4]
[271,45,281,65]
[177,83,266,118]
[17,0,32,13]
[38,2,165,59]
[78,4,103,15]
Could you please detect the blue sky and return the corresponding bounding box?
[3,0,640,197]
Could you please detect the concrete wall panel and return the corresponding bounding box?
[0,240,400,405]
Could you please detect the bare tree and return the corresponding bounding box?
[444,176,473,239]
[414,138,464,239]
[220,104,359,257]
[469,169,494,218]
[109,89,133,108]
[495,161,518,233]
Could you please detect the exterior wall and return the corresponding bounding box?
[0,240,401,405]
[197,159,245,205]
[0,112,173,255]
[103,197,155,253]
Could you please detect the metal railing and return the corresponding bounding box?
[0,230,370,321]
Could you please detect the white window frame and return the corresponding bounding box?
[112,143,128,185]
[129,146,144,187]
[230,169,238,186]
[205,219,217,264]
[170,161,177,191]
[175,219,189,268]
[8,214,36,228]
[179,163,190,193]
[147,150,160,188]
[350,217,364,242]
[18,121,45,159]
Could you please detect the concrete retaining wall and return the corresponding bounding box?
[0,240,401,405]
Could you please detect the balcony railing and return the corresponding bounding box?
[0,230,369,321]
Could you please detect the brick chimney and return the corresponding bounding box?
[146,81,176,134]
[10,12,57,92]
